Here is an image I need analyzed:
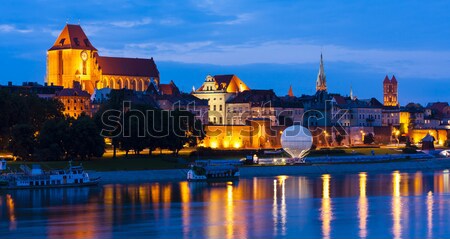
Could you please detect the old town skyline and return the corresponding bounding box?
[1,0,450,104]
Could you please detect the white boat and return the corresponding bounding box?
[187,161,240,182]
[0,160,100,189]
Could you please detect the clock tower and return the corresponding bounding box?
[46,24,98,93]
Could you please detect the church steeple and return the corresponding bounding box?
[350,84,354,100]
[316,53,327,92]
[287,85,294,97]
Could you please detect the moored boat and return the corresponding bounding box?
[187,161,240,182]
[0,160,100,189]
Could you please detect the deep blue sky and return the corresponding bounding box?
[0,0,449,105]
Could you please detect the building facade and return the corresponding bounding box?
[193,74,250,125]
[55,85,91,118]
[383,75,398,107]
[47,24,160,95]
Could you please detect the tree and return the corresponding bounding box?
[0,89,63,152]
[35,118,69,161]
[335,134,344,146]
[166,110,203,156]
[8,124,35,160]
[66,115,105,160]
[363,133,375,144]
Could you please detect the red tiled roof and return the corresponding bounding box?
[49,24,97,51]
[159,81,180,95]
[391,75,397,83]
[333,95,347,105]
[96,55,159,78]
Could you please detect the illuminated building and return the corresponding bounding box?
[46,24,160,95]
[55,83,91,118]
[316,53,327,92]
[225,90,304,126]
[193,74,249,125]
[383,75,398,107]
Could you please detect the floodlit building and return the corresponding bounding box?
[46,24,160,94]
[55,83,91,118]
[193,74,250,125]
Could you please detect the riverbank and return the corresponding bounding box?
[92,158,450,184]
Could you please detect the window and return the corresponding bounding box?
[219,105,222,111]
[83,61,87,75]
[213,105,216,111]
[219,117,223,124]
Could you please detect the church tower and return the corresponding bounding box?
[316,53,327,92]
[46,24,98,93]
[383,75,398,106]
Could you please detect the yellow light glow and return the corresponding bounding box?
[211,141,218,149]
[321,174,332,239]
[392,171,401,239]
[358,172,368,238]
[427,191,433,238]
[223,140,230,148]
[233,141,241,149]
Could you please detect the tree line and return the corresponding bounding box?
[95,89,204,157]
[1,89,203,161]
[0,89,104,160]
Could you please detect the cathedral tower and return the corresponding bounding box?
[383,75,398,106]
[316,53,327,92]
[46,24,98,93]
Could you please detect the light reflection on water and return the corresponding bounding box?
[1,170,450,238]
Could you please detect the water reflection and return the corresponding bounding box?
[392,171,402,239]
[427,191,433,239]
[1,170,450,238]
[321,174,332,239]
[358,172,368,238]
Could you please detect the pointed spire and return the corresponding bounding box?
[350,84,354,100]
[316,53,327,92]
[383,75,390,83]
[391,75,397,84]
[288,85,294,97]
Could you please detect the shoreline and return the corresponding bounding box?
[92,158,450,184]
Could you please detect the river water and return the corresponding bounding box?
[1,170,450,238]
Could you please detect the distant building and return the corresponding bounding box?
[152,82,209,125]
[55,83,91,118]
[0,81,63,99]
[46,24,160,94]
[383,75,398,107]
[226,90,304,126]
[382,75,400,127]
[193,74,250,125]
[316,54,327,92]
[424,102,450,128]
[331,95,383,127]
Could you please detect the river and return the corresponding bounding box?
[1,169,450,238]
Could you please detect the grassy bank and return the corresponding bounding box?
[2,147,420,172]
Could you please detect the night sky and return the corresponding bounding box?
[1,0,449,105]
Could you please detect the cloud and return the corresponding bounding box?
[110,17,152,28]
[125,41,214,53]
[213,13,253,25]
[104,39,450,79]
[159,18,183,26]
[0,24,33,34]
